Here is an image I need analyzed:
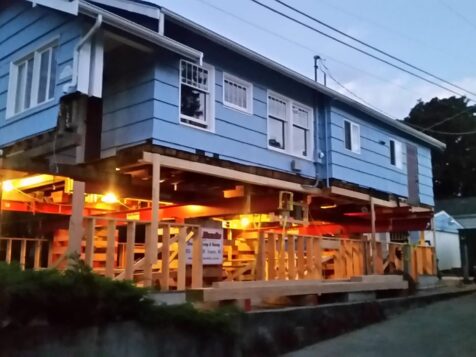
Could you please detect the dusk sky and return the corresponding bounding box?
[149,0,476,119]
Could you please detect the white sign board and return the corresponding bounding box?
[28,0,79,15]
[186,228,223,265]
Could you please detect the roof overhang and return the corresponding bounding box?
[161,8,445,151]
[78,1,203,64]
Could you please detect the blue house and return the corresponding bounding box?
[0,1,443,289]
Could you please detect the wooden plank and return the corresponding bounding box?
[313,237,322,279]
[329,186,397,208]
[5,239,12,264]
[124,221,136,281]
[297,235,305,279]
[105,221,116,278]
[84,218,95,267]
[177,227,187,290]
[191,228,203,289]
[144,153,161,287]
[370,197,377,274]
[160,225,170,290]
[267,233,276,280]
[375,242,384,275]
[287,235,296,280]
[255,231,266,280]
[67,181,85,256]
[34,240,41,269]
[344,240,353,277]
[277,234,286,280]
[334,240,344,279]
[20,240,26,270]
[306,236,314,278]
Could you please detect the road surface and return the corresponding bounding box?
[287,293,476,357]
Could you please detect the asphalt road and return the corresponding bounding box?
[287,293,476,357]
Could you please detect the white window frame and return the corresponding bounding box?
[222,72,253,114]
[266,91,313,159]
[178,59,215,132]
[344,120,361,154]
[6,39,58,119]
[390,139,403,169]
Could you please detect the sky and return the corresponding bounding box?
[147,0,476,119]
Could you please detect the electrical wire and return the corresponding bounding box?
[438,0,476,31]
[250,0,476,101]
[271,0,476,99]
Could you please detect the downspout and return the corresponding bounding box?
[69,15,103,91]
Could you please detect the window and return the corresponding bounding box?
[344,120,361,153]
[267,92,312,158]
[390,139,403,168]
[7,42,57,118]
[180,60,214,130]
[223,73,252,113]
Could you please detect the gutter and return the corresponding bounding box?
[69,14,103,91]
[161,7,445,151]
[78,1,203,64]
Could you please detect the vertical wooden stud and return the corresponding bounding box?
[313,237,322,279]
[287,235,296,280]
[34,240,41,270]
[267,233,276,280]
[105,221,116,278]
[177,227,187,290]
[84,218,95,267]
[160,224,170,290]
[370,198,377,274]
[191,227,203,289]
[345,240,353,278]
[256,231,266,280]
[297,236,305,279]
[67,181,85,257]
[375,241,384,274]
[125,221,136,281]
[306,236,314,278]
[334,240,344,279]
[20,240,26,270]
[277,234,286,280]
[5,239,12,264]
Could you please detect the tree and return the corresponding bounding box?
[404,96,476,200]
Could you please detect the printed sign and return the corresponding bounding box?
[186,228,223,265]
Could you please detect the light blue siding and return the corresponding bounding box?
[0,2,81,146]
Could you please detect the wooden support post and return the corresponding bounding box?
[344,240,353,277]
[370,198,377,274]
[144,153,161,287]
[67,181,85,258]
[256,231,266,280]
[191,227,203,289]
[20,240,26,270]
[105,221,116,278]
[430,218,438,275]
[177,227,187,290]
[5,239,12,264]
[160,225,170,290]
[334,240,344,279]
[84,218,95,267]
[313,237,322,279]
[375,242,384,274]
[34,240,41,269]
[277,234,286,280]
[125,221,136,281]
[297,235,305,279]
[287,235,296,280]
[306,236,314,278]
[267,233,276,280]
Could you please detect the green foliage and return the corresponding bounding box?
[404,96,476,199]
[0,256,241,335]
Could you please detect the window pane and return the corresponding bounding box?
[181,84,207,122]
[15,62,26,113]
[224,78,248,110]
[390,140,396,165]
[269,117,285,149]
[268,96,287,119]
[48,46,57,100]
[38,49,50,103]
[293,126,307,156]
[293,106,309,128]
[351,123,360,152]
[24,58,34,110]
[181,61,209,91]
[344,121,352,150]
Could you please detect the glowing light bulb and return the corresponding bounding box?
[102,192,118,204]
[2,181,14,193]
[240,216,251,228]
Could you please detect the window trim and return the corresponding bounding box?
[390,138,403,169]
[344,119,361,154]
[6,38,59,120]
[266,90,313,160]
[178,59,215,132]
[222,72,253,115]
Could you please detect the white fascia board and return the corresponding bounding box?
[161,8,445,151]
[88,0,160,19]
[27,0,79,15]
[78,1,202,63]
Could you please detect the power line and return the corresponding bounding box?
[439,0,476,31]
[271,0,476,99]
[250,0,476,101]
[196,0,424,100]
